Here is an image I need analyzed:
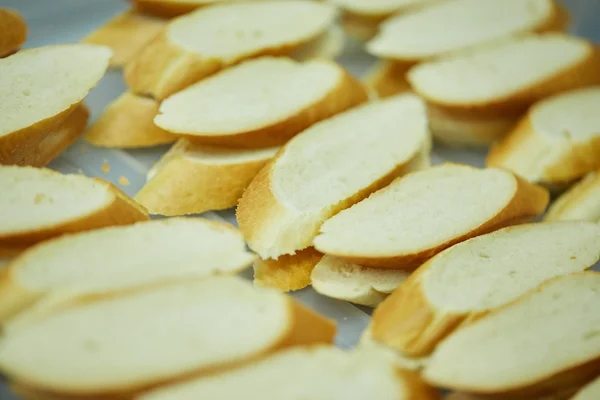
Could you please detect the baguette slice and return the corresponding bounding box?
[0,277,335,396]
[312,255,409,307]
[237,94,432,259]
[0,45,111,166]
[0,218,256,325]
[372,222,600,358]
[124,1,337,100]
[423,272,600,397]
[545,170,600,222]
[135,139,279,215]
[0,8,26,57]
[82,9,166,68]
[253,247,323,292]
[84,92,176,148]
[363,61,411,99]
[487,87,600,186]
[140,346,439,400]
[314,164,549,269]
[572,377,600,400]
[154,57,368,147]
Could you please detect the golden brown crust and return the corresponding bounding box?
[132,0,205,18]
[339,12,381,42]
[0,8,26,58]
[544,170,600,222]
[363,61,412,99]
[253,248,323,292]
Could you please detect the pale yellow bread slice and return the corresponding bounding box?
[487,87,600,185]
[253,247,323,292]
[140,346,439,400]
[124,1,337,100]
[82,9,166,68]
[545,170,600,222]
[0,217,255,325]
[423,272,600,398]
[84,92,176,148]
[154,57,368,148]
[572,377,600,400]
[372,221,600,358]
[363,61,411,99]
[0,45,111,166]
[0,277,335,397]
[135,139,279,215]
[312,255,409,307]
[0,8,26,57]
[291,25,345,61]
[237,94,432,259]
[314,164,549,269]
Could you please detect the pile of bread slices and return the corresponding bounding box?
[1,0,600,399]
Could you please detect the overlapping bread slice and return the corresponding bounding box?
[371,221,600,358]
[0,277,336,398]
[487,87,600,187]
[237,94,432,259]
[545,170,600,222]
[253,248,323,292]
[422,272,600,398]
[140,346,439,400]
[0,217,256,325]
[124,1,338,99]
[0,8,26,57]
[572,377,600,400]
[363,61,412,99]
[135,139,279,215]
[0,44,111,166]
[154,57,368,148]
[314,164,549,269]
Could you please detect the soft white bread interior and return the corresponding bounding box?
[545,170,600,222]
[135,139,279,216]
[237,94,432,259]
[363,61,411,99]
[291,25,345,61]
[572,377,600,400]
[372,221,600,358]
[140,346,439,400]
[154,57,368,148]
[423,272,600,397]
[0,8,27,58]
[0,45,111,166]
[253,248,323,292]
[312,255,409,307]
[0,217,256,325]
[125,1,338,99]
[0,277,336,396]
[487,87,600,185]
[314,164,549,269]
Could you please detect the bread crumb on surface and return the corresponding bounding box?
[101,159,110,174]
[118,176,130,186]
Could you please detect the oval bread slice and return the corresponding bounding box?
[0,8,26,58]
[545,170,600,222]
[253,247,323,292]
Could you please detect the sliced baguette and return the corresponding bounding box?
[372,221,600,358]
[124,1,337,100]
[135,139,279,215]
[572,377,600,400]
[237,94,432,259]
[545,170,600,222]
[487,87,600,186]
[84,92,176,148]
[0,277,335,396]
[291,25,345,61]
[363,61,411,99]
[0,217,255,325]
[154,57,368,147]
[312,255,409,307]
[253,247,323,292]
[0,8,26,57]
[423,272,600,398]
[314,164,549,269]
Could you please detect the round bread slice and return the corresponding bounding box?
[253,247,323,292]
[545,170,600,222]
[0,8,27,57]
[314,164,549,269]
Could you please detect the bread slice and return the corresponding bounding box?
[314,164,549,269]
[237,94,432,259]
[290,24,345,61]
[253,248,323,292]
[0,276,335,397]
[82,9,166,68]
[140,346,439,400]
[363,61,411,99]
[154,57,368,148]
[487,87,600,186]
[124,1,337,100]
[371,221,600,358]
[131,0,212,18]
[0,8,26,58]
[84,92,176,148]
[545,171,600,222]
[573,377,600,400]
[423,272,600,397]
[312,255,409,307]
[135,139,279,215]
[0,44,111,166]
[0,217,256,325]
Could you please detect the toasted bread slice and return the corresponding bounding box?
[372,222,600,358]
[82,9,166,68]
[312,255,409,307]
[423,272,600,398]
[314,164,549,269]
[154,57,368,147]
[135,139,279,215]
[237,94,432,259]
[291,25,345,61]
[545,170,600,222]
[363,61,411,99]
[0,8,26,58]
[125,1,337,100]
[0,45,111,166]
[573,377,600,400]
[0,277,335,397]
[253,248,323,292]
[487,87,600,185]
[0,218,255,325]
[84,92,176,148]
